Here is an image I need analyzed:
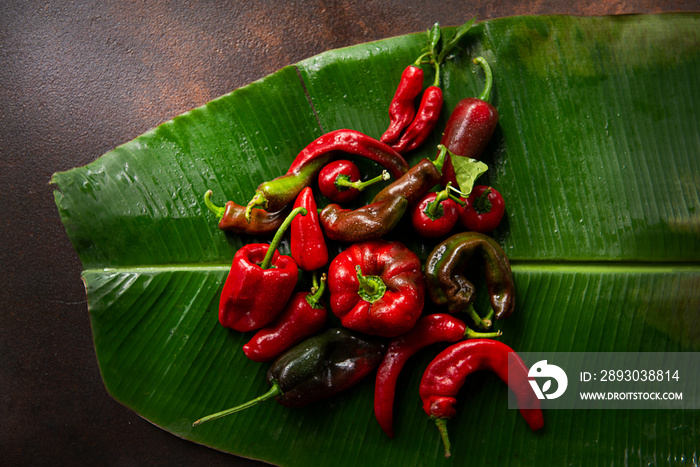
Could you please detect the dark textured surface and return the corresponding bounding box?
[1,1,697,465]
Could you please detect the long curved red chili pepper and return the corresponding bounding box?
[380,64,425,145]
[420,339,543,457]
[246,129,409,220]
[391,85,443,153]
[374,313,501,438]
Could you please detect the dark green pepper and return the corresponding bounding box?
[424,231,515,330]
[192,328,386,426]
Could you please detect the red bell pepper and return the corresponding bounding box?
[290,187,328,271]
[327,239,425,337]
[219,207,306,332]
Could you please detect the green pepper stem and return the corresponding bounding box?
[466,304,492,330]
[425,182,464,218]
[245,191,267,223]
[474,56,493,103]
[464,327,502,339]
[413,51,432,67]
[433,144,451,174]
[355,265,387,304]
[433,417,452,458]
[192,381,283,427]
[259,206,307,270]
[335,170,390,192]
[203,190,225,220]
[306,273,327,309]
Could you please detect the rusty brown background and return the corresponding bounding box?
[2,1,698,465]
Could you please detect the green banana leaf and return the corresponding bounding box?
[52,14,700,467]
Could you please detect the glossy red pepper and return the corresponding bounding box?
[440,57,499,189]
[327,239,425,337]
[391,84,443,154]
[317,159,390,204]
[204,190,290,236]
[459,185,506,233]
[410,182,464,238]
[380,65,424,145]
[374,313,502,438]
[218,207,306,332]
[246,129,409,220]
[420,339,544,457]
[290,187,328,271]
[319,145,448,243]
[242,274,327,362]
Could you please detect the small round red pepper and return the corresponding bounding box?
[290,187,328,271]
[440,57,499,189]
[459,185,506,233]
[218,207,306,332]
[327,239,425,337]
[242,274,327,362]
[317,159,390,204]
[380,64,425,145]
[374,313,502,438]
[410,182,465,238]
[420,339,543,457]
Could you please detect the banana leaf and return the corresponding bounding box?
[51,14,700,467]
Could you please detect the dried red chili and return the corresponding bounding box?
[218,207,306,332]
[242,274,327,362]
[380,64,425,145]
[374,313,501,438]
[420,339,544,457]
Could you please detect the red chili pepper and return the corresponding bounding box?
[317,159,390,204]
[459,185,506,233]
[327,239,425,337]
[380,65,425,145]
[391,85,443,154]
[440,57,499,189]
[242,274,328,362]
[410,182,464,238]
[219,207,306,332]
[290,187,328,271]
[420,339,544,457]
[246,129,409,220]
[374,314,502,438]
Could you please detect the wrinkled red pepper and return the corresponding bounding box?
[380,64,425,145]
[374,313,502,438]
[327,239,425,337]
[219,207,306,332]
[391,84,443,153]
[420,339,544,457]
[290,187,328,271]
[242,274,327,362]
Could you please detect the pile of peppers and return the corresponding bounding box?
[193,18,543,460]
